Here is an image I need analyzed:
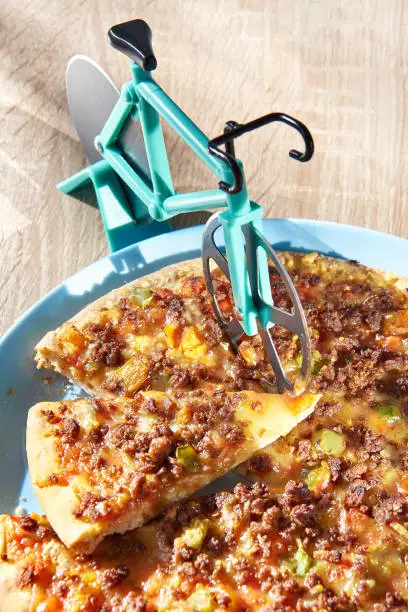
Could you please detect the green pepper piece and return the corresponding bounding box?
[294,540,313,576]
[311,349,324,375]
[176,444,199,471]
[376,404,401,423]
[294,349,324,375]
[180,518,209,550]
[84,361,101,373]
[316,429,345,457]
[305,461,331,493]
[130,286,153,308]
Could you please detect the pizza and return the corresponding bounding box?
[22,250,408,608]
[1,482,408,611]
[26,390,318,553]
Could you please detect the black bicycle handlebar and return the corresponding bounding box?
[208,112,314,195]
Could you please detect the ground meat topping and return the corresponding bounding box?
[345,462,368,481]
[119,303,147,333]
[283,480,312,505]
[247,453,273,474]
[202,318,225,347]
[327,457,342,482]
[88,322,125,367]
[61,418,80,443]
[148,436,173,464]
[189,391,236,426]
[219,423,244,445]
[90,424,109,444]
[19,516,38,532]
[73,492,108,521]
[296,439,315,465]
[345,479,369,509]
[313,549,342,563]
[290,503,317,527]
[365,310,384,332]
[16,563,35,589]
[315,400,342,417]
[206,535,226,556]
[103,565,130,588]
[165,297,185,325]
[320,310,343,333]
[90,340,124,367]
[110,424,136,448]
[372,493,407,525]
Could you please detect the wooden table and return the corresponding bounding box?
[1,0,407,335]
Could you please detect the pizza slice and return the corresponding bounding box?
[1,483,408,612]
[35,259,255,399]
[34,254,408,400]
[27,389,319,553]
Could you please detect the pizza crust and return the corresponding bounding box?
[26,402,101,550]
[0,564,34,612]
[0,519,43,612]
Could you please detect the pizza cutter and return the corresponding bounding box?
[59,19,314,394]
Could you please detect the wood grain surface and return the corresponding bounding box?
[1,0,407,334]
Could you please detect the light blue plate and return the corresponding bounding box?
[1,219,407,514]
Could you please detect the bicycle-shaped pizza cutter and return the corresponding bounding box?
[59,19,314,394]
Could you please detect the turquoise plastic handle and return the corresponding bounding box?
[58,160,171,252]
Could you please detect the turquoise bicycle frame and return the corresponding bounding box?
[59,61,270,334]
[58,19,313,377]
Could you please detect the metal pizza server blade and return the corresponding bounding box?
[66,55,150,181]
